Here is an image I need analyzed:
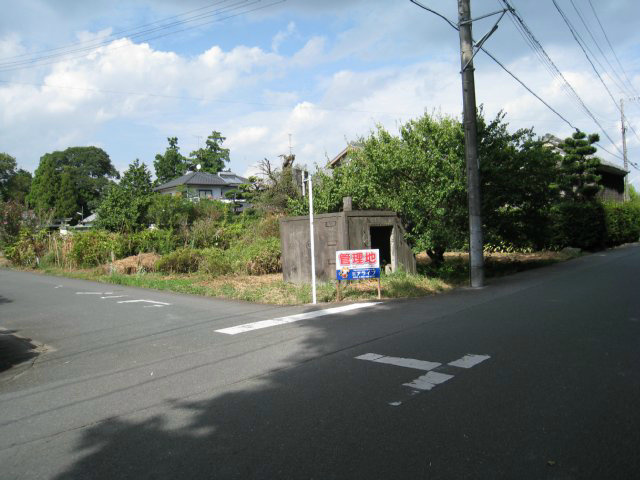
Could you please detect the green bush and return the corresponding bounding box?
[603,202,640,246]
[156,247,203,273]
[132,228,180,255]
[198,247,233,276]
[70,230,119,267]
[4,228,49,267]
[189,218,229,249]
[147,194,195,229]
[192,199,230,222]
[549,201,606,250]
[230,237,281,274]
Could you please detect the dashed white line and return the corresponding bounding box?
[403,371,454,391]
[215,302,379,335]
[356,353,441,371]
[101,295,127,299]
[117,299,171,305]
[448,354,491,369]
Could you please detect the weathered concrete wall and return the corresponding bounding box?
[280,213,347,284]
[280,210,416,284]
[344,211,416,274]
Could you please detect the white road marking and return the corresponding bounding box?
[356,352,491,406]
[448,354,491,369]
[356,353,441,371]
[403,371,454,391]
[215,302,379,335]
[54,285,63,289]
[76,292,113,295]
[117,299,171,305]
[101,295,127,299]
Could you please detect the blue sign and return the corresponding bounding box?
[336,267,381,280]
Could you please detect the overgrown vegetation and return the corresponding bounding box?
[2,111,639,305]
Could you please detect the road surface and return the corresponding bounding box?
[1,245,639,479]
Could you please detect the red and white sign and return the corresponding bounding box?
[336,249,380,280]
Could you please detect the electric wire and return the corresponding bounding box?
[0,0,284,73]
[568,0,635,99]
[411,0,628,164]
[499,0,623,156]
[551,0,640,145]
[588,0,639,98]
[0,0,235,63]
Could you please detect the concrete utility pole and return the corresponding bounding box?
[620,98,629,201]
[458,0,485,288]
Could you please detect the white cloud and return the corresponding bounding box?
[271,21,296,53]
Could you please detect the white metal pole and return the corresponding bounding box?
[308,174,317,304]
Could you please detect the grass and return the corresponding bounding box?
[4,249,580,306]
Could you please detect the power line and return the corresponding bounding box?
[567,0,635,99]
[587,0,639,98]
[411,0,626,163]
[499,0,623,157]
[0,0,235,63]
[412,0,577,131]
[551,0,640,145]
[0,0,284,73]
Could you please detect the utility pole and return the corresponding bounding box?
[458,0,485,288]
[620,98,629,201]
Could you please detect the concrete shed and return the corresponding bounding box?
[280,204,417,284]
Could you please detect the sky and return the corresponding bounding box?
[1,0,639,188]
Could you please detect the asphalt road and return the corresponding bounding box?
[1,245,639,479]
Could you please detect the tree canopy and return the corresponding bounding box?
[154,137,188,186]
[558,131,602,202]
[28,146,118,218]
[95,159,153,233]
[0,153,32,204]
[288,110,569,259]
[189,131,230,174]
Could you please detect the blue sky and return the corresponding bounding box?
[1,0,639,188]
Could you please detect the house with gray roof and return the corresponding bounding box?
[153,171,249,201]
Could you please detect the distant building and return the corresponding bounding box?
[327,142,363,169]
[153,171,249,201]
[542,134,628,203]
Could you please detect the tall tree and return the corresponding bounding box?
[28,147,118,217]
[558,131,602,202]
[6,169,32,204]
[154,137,187,185]
[478,112,561,249]
[0,153,17,200]
[189,131,230,174]
[54,168,78,218]
[95,159,153,232]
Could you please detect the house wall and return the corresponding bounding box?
[280,210,416,284]
[597,171,625,203]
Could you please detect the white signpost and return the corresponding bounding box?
[305,172,317,304]
[335,248,381,300]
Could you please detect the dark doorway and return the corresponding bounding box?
[370,226,393,267]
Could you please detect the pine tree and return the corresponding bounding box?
[558,131,602,202]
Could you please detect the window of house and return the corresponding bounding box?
[199,190,213,198]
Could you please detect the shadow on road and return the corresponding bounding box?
[0,329,39,373]
[51,322,358,479]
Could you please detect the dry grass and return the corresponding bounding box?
[106,253,160,274]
